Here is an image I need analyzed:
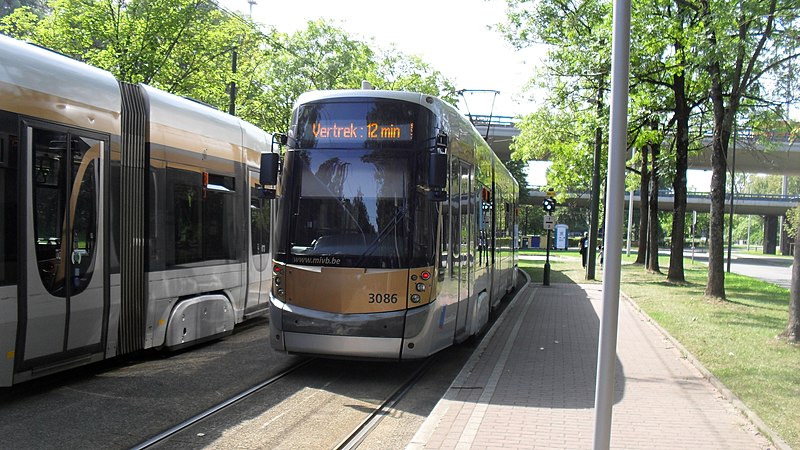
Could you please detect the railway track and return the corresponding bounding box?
[133,358,316,449]
[134,356,438,449]
[335,357,435,450]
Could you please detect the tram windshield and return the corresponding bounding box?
[276,148,436,269]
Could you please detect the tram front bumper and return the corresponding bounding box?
[269,294,432,359]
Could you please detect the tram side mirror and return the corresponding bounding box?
[273,133,288,150]
[260,188,276,200]
[435,132,448,150]
[427,152,448,202]
[260,152,280,186]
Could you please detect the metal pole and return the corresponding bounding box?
[692,210,697,263]
[587,83,603,281]
[592,0,631,448]
[543,229,551,286]
[228,49,238,116]
[485,91,499,141]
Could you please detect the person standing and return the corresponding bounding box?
[579,232,589,268]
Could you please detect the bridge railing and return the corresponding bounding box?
[529,186,800,203]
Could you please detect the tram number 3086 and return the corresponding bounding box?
[368,293,399,303]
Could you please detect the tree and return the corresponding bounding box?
[646,124,662,273]
[250,19,458,134]
[698,0,800,299]
[499,0,612,278]
[2,4,457,136]
[785,206,800,342]
[1,0,265,114]
[1,0,47,18]
[504,159,530,205]
[633,140,650,265]
[626,0,716,282]
[372,45,457,104]
[510,106,597,195]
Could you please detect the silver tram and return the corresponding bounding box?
[266,89,519,360]
[0,35,276,386]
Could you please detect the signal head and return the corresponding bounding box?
[542,197,556,213]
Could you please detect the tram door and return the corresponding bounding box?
[247,170,271,310]
[21,124,107,367]
[453,160,474,340]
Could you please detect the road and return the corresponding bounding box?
[0,281,522,449]
[682,249,792,288]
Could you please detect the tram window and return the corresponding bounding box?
[0,132,8,167]
[30,128,100,296]
[207,173,235,192]
[0,131,18,286]
[169,168,239,266]
[449,159,460,279]
[250,172,270,270]
[439,190,449,281]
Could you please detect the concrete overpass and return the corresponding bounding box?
[528,189,800,216]
[480,116,800,176]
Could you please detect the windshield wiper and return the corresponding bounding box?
[354,206,406,266]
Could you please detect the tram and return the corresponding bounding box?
[0,35,277,386]
[266,89,519,360]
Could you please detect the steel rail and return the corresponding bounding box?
[132,358,315,449]
[336,356,436,450]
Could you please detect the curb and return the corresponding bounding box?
[620,292,793,450]
[406,269,533,449]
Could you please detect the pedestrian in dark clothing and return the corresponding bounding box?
[579,232,589,268]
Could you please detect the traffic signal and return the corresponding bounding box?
[542,197,556,213]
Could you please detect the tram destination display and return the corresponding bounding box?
[295,100,420,148]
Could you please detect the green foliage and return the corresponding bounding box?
[372,45,457,104]
[1,3,458,135]
[1,0,263,112]
[252,20,458,133]
[786,207,800,239]
[0,0,47,18]
[511,106,601,195]
[620,258,800,449]
[504,159,529,203]
[241,19,377,132]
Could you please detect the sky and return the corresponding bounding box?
[219,0,545,118]
[219,0,715,191]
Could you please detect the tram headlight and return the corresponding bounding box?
[411,294,421,303]
[416,283,426,292]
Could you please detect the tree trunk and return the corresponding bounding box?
[647,136,661,273]
[668,72,689,283]
[704,58,733,299]
[635,145,649,265]
[698,0,778,298]
[785,218,800,342]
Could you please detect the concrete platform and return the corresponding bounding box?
[408,279,776,449]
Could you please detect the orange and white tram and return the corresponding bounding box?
[0,35,277,386]
[266,89,519,360]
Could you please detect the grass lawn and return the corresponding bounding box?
[518,249,800,449]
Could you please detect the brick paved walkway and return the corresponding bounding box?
[408,281,775,449]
